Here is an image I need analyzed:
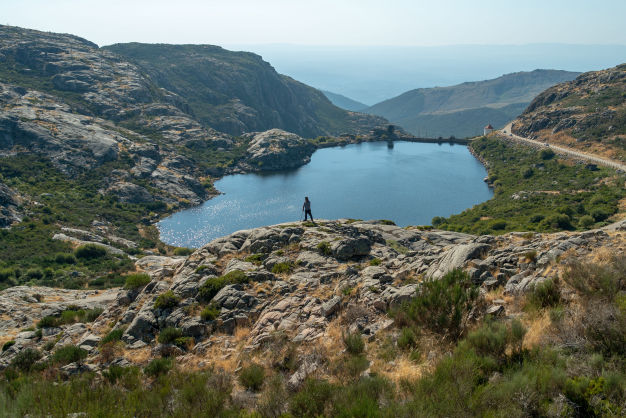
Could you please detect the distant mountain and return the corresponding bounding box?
[399,103,528,139]
[322,90,367,111]
[512,64,626,162]
[103,43,384,137]
[365,70,581,138]
[232,44,626,104]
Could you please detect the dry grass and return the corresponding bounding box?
[309,285,335,300]
[483,287,514,305]
[123,346,153,364]
[522,311,552,349]
[378,356,426,384]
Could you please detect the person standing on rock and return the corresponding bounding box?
[302,196,314,221]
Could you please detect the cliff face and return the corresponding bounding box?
[512,64,626,162]
[103,43,386,137]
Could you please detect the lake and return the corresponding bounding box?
[158,141,493,247]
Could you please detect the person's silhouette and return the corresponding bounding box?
[302,196,313,221]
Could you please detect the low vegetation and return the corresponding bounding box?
[434,137,625,234]
[2,255,625,416]
[197,270,248,302]
[0,155,163,289]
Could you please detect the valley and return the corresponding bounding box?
[0,17,625,418]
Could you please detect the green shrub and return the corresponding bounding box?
[85,307,103,322]
[244,253,266,265]
[197,277,228,302]
[52,345,87,365]
[386,239,409,255]
[578,215,595,228]
[521,166,534,178]
[2,340,15,351]
[528,278,561,309]
[144,358,172,377]
[25,268,44,280]
[369,258,381,266]
[10,348,42,372]
[342,332,365,355]
[541,214,572,230]
[200,304,220,321]
[271,262,293,274]
[396,269,478,339]
[54,253,76,264]
[197,270,248,302]
[238,364,265,391]
[103,365,132,384]
[0,268,15,282]
[378,219,396,225]
[154,291,180,309]
[75,244,107,259]
[100,328,125,345]
[490,220,507,230]
[333,355,370,380]
[432,216,446,227]
[582,302,626,357]
[317,241,332,256]
[37,316,58,328]
[397,327,418,351]
[123,273,151,289]
[591,209,610,222]
[195,265,214,274]
[540,148,555,160]
[524,250,537,262]
[257,374,287,418]
[563,255,625,300]
[158,327,183,344]
[173,247,194,256]
[289,378,336,417]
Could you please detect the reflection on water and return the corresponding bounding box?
[158,141,492,247]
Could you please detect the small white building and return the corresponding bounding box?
[483,124,494,136]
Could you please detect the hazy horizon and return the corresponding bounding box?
[3,0,625,103]
[3,0,626,46]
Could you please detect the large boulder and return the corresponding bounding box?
[426,243,491,279]
[242,129,315,171]
[331,236,371,260]
[107,181,154,203]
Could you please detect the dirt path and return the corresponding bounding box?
[499,123,626,172]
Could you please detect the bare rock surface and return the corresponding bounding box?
[1,219,623,372]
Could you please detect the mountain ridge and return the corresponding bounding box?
[366,69,580,138]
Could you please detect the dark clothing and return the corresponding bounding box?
[304,209,313,221]
[303,200,311,211]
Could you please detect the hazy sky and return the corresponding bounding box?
[2,0,626,47]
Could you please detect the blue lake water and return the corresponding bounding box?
[158,141,493,247]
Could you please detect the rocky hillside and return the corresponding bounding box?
[1,218,623,370]
[1,218,624,415]
[103,43,385,137]
[366,70,580,138]
[0,25,394,288]
[512,64,626,162]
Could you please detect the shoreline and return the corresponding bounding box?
[157,139,486,248]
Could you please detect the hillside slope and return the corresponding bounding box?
[366,70,580,138]
[103,43,384,137]
[322,90,368,111]
[0,25,389,287]
[512,64,626,162]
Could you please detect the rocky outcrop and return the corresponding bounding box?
[1,219,622,373]
[0,182,21,227]
[240,129,316,171]
[512,64,626,161]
